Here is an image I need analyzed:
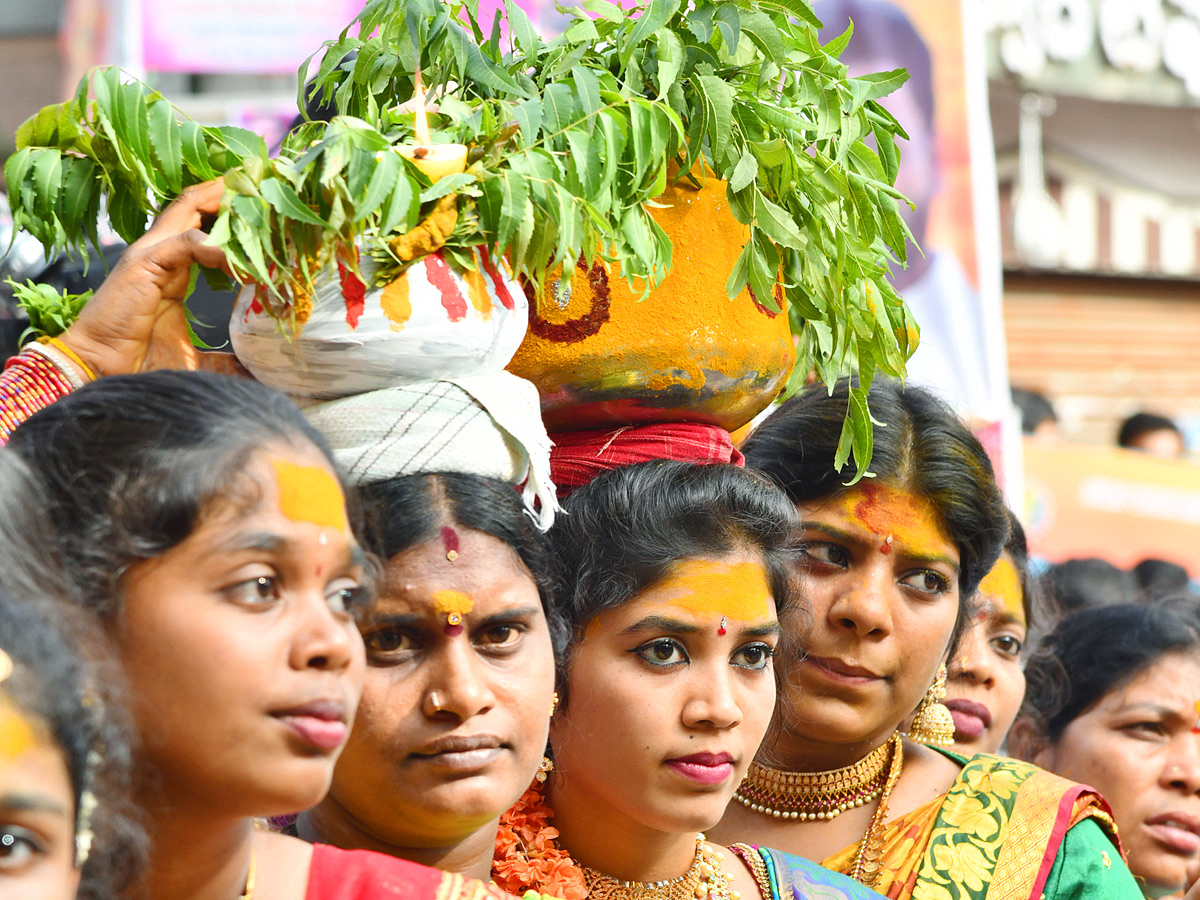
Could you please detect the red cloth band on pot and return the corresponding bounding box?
[551,423,745,497]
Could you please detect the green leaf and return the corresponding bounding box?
[697,75,734,163]
[445,22,531,98]
[738,10,787,66]
[565,127,602,197]
[564,17,601,44]
[571,65,601,123]
[503,0,539,59]
[498,170,529,248]
[180,120,217,180]
[655,29,685,99]
[712,3,741,53]
[583,0,625,23]
[378,172,416,236]
[215,126,268,161]
[355,150,402,221]
[513,97,542,144]
[58,157,97,236]
[259,177,328,227]
[754,189,805,250]
[115,82,154,181]
[729,150,758,193]
[419,172,475,202]
[622,0,684,67]
[541,82,578,137]
[107,181,149,243]
[148,100,183,193]
[756,0,822,28]
[31,149,62,213]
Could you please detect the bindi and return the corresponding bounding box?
[1193,699,1200,734]
[880,534,893,555]
[433,589,473,636]
[271,459,348,532]
[442,526,460,562]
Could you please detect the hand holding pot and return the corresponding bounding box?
[60,179,239,378]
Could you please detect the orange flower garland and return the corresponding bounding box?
[493,779,587,900]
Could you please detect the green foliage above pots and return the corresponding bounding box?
[6,0,917,478]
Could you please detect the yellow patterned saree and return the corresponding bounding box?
[821,752,1141,900]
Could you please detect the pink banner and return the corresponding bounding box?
[142,0,364,74]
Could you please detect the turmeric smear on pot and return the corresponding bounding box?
[388,194,459,263]
[463,265,493,319]
[380,276,412,331]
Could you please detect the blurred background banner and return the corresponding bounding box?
[1024,438,1200,577]
[140,0,364,74]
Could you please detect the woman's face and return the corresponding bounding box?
[326,527,556,847]
[944,553,1027,754]
[779,483,961,747]
[0,698,80,900]
[1033,652,1200,896]
[113,444,367,817]
[550,553,781,836]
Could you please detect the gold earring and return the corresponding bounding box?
[536,755,554,783]
[550,691,559,716]
[908,664,955,746]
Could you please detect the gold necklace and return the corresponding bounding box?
[848,734,904,889]
[732,738,892,820]
[582,834,738,900]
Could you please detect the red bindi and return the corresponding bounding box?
[442,525,460,561]
[718,615,727,636]
[880,534,894,555]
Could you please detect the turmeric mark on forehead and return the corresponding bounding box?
[653,559,773,624]
[836,483,949,559]
[270,459,348,532]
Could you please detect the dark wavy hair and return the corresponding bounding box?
[548,461,802,699]
[741,377,1008,651]
[0,451,142,900]
[7,370,366,621]
[1019,604,1200,742]
[359,472,566,658]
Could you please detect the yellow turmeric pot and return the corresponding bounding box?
[507,173,795,432]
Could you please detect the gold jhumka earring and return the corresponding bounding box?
[908,664,955,746]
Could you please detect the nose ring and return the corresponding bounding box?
[429,691,443,713]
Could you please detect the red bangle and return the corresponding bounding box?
[0,351,75,444]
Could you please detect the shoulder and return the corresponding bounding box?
[758,846,884,900]
[1043,818,1142,900]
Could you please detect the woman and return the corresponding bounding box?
[1009,604,1200,898]
[493,460,880,900]
[711,378,1141,899]
[0,451,141,900]
[291,472,563,882]
[942,510,1034,755]
[8,369,502,900]
[3,177,565,886]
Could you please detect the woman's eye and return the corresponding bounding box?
[326,584,368,617]
[478,624,523,647]
[634,639,688,667]
[364,628,417,654]
[225,575,280,606]
[899,570,949,595]
[732,643,774,670]
[799,542,850,568]
[0,828,43,870]
[1126,721,1167,737]
[990,634,1023,657]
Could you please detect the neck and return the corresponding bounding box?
[297,800,499,883]
[760,726,895,774]
[136,801,254,900]
[545,778,697,884]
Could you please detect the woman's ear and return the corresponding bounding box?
[1006,716,1048,765]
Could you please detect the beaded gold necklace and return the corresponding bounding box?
[731,734,905,891]
[581,835,737,900]
[732,737,892,821]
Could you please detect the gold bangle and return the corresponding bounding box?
[40,337,97,382]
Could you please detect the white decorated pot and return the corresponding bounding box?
[230,248,527,399]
